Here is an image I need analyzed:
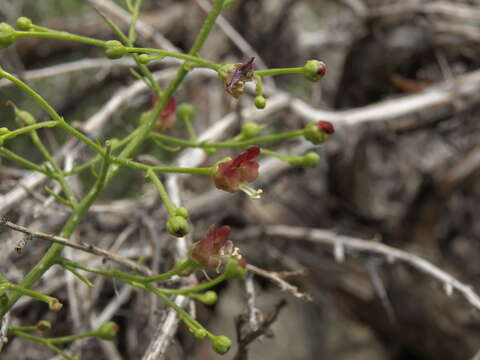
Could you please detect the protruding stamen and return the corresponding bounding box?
[239,184,263,200]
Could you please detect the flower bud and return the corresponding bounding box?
[0,23,17,48]
[195,291,218,305]
[13,108,36,126]
[138,54,152,64]
[96,321,119,341]
[177,103,196,121]
[36,320,52,332]
[166,216,190,237]
[303,60,326,82]
[175,206,189,219]
[204,147,217,155]
[211,335,232,355]
[302,152,320,167]
[254,95,266,109]
[16,17,32,31]
[224,259,247,280]
[304,120,334,145]
[105,40,127,59]
[241,122,261,139]
[48,298,63,312]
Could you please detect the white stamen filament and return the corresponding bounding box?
[239,184,263,200]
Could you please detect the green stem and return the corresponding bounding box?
[156,273,227,295]
[64,128,141,176]
[255,67,304,77]
[112,156,212,175]
[0,69,103,155]
[29,130,77,207]
[2,121,57,140]
[147,170,176,216]
[150,129,306,149]
[128,0,143,43]
[144,284,208,333]
[15,30,106,47]
[58,257,193,284]
[0,147,51,175]
[95,4,161,94]
[0,283,58,307]
[260,148,302,165]
[124,47,219,69]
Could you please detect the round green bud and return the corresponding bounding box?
[166,216,190,237]
[16,17,32,31]
[204,147,217,155]
[211,335,232,355]
[197,291,218,305]
[0,127,9,135]
[14,109,36,126]
[105,40,126,59]
[303,152,320,167]
[0,23,17,48]
[254,95,266,109]
[36,320,52,332]
[48,298,63,312]
[303,60,326,82]
[177,103,196,121]
[241,122,261,139]
[96,321,119,341]
[224,259,247,280]
[303,121,334,145]
[175,207,189,219]
[138,54,151,64]
[193,328,207,339]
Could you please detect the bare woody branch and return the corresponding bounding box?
[234,299,288,360]
[262,225,480,312]
[0,218,151,275]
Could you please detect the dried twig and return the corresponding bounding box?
[247,264,312,302]
[244,273,262,332]
[0,218,151,275]
[0,312,10,352]
[264,225,480,312]
[234,299,287,360]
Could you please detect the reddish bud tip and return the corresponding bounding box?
[315,121,334,134]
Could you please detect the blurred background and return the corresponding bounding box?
[1,0,480,359]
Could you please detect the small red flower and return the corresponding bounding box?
[151,96,176,132]
[191,225,236,269]
[213,146,263,199]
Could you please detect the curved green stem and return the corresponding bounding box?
[58,257,193,284]
[156,273,227,295]
[2,121,57,140]
[0,69,103,155]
